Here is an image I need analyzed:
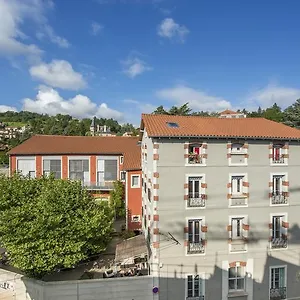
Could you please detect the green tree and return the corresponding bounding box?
[263,103,283,122]
[0,174,114,278]
[283,99,300,128]
[110,181,125,219]
[152,105,168,115]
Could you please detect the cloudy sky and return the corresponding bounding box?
[1,0,300,124]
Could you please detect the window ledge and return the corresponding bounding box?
[228,291,248,298]
[231,195,247,199]
[185,164,207,167]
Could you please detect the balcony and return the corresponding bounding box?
[188,241,205,254]
[270,287,286,300]
[272,155,285,164]
[188,194,206,207]
[186,296,205,300]
[188,154,204,164]
[84,181,114,191]
[271,237,287,249]
[272,192,288,205]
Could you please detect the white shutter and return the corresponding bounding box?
[232,178,237,195]
[17,159,35,176]
[97,159,104,183]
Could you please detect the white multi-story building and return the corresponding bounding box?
[140,113,300,300]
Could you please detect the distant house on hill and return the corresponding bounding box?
[219,109,246,119]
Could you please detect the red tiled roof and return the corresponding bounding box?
[8,135,141,170]
[141,114,300,140]
[220,109,240,115]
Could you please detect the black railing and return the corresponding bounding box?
[272,155,285,164]
[270,287,286,300]
[272,192,288,204]
[188,154,204,164]
[271,237,287,249]
[84,181,114,190]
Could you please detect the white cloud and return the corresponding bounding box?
[22,86,123,120]
[156,85,231,111]
[0,0,68,62]
[0,105,18,113]
[90,22,103,36]
[29,60,87,90]
[0,0,43,60]
[122,57,152,78]
[37,24,70,48]
[157,18,189,42]
[124,99,156,113]
[246,84,300,109]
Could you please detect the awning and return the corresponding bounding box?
[115,235,147,263]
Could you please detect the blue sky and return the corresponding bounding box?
[1,0,300,124]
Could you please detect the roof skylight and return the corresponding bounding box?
[167,122,179,128]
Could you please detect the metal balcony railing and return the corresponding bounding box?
[83,181,114,190]
[186,296,205,300]
[188,242,205,254]
[188,194,206,207]
[270,287,287,300]
[188,154,204,164]
[272,155,285,164]
[271,237,287,249]
[272,192,288,204]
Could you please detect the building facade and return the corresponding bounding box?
[140,114,300,300]
[8,135,142,232]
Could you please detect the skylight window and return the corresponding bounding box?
[167,122,179,128]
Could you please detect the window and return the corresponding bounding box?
[228,265,245,292]
[120,171,126,181]
[231,143,244,153]
[166,122,179,128]
[131,215,140,223]
[188,177,205,207]
[147,188,151,202]
[270,267,287,300]
[120,156,124,164]
[17,159,35,178]
[43,159,61,179]
[188,219,205,254]
[187,275,204,299]
[271,216,287,249]
[97,159,117,183]
[272,144,284,164]
[231,218,243,240]
[131,175,140,188]
[188,144,203,164]
[231,176,243,196]
[69,159,89,182]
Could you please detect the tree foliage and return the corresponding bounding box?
[0,174,114,278]
[110,180,126,219]
[283,99,300,128]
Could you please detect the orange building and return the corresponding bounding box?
[8,135,142,232]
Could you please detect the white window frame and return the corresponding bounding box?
[229,173,248,207]
[185,273,205,299]
[269,265,287,300]
[131,215,141,223]
[96,156,119,183]
[16,156,36,178]
[185,216,206,256]
[228,264,246,292]
[269,212,288,251]
[67,156,90,183]
[231,142,246,154]
[185,173,206,210]
[228,215,248,253]
[42,156,62,179]
[228,141,248,166]
[185,141,207,167]
[270,172,288,206]
[120,171,126,182]
[270,142,288,166]
[131,174,140,188]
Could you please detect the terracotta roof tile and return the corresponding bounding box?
[8,135,141,170]
[141,114,300,140]
[220,109,239,115]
